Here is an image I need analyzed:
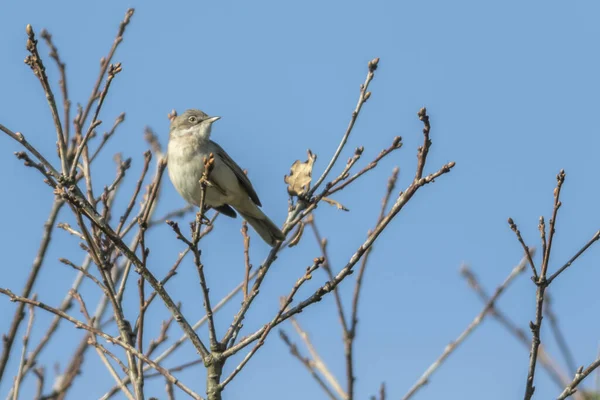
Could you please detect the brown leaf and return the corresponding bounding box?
[322,197,349,211]
[284,150,316,197]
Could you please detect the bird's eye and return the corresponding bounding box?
[188,116,197,123]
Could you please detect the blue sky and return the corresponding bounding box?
[1,1,600,399]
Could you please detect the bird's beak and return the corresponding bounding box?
[207,116,221,124]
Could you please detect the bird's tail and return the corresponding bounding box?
[238,208,285,246]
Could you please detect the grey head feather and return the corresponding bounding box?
[170,109,210,132]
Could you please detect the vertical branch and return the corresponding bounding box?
[545,294,577,375]
[523,170,565,400]
[346,167,398,399]
[11,300,35,400]
[166,153,221,397]
[73,212,141,399]
[414,108,431,180]
[194,154,219,351]
[40,29,71,143]
[24,24,68,174]
[136,278,146,393]
[307,218,349,335]
[241,222,251,302]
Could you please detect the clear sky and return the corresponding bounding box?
[1,1,600,399]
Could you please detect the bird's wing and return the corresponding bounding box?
[210,140,262,207]
[213,204,237,218]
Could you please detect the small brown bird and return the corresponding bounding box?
[167,109,285,246]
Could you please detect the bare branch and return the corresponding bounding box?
[220,258,324,389]
[78,9,134,131]
[508,218,539,280]
[402,253,532,400]
[547,229,600,285]
[347,166,398,399]
[0,289,204,400]
[289,315,346,399]
[558,361,600,400]
[326,137,402,196]
[39,29,71,143]
[460,265,575,396]
[279,330,341,400]
[309,57,379,197]
[0,199,62,382]
[523,170,565,400]
[222,109,455,357]
[242,222,252,302]
[24,24,68,174]
[307,218,349,335]
[69,63,122,178]
[545,294,577,376]
[11,300,35,400]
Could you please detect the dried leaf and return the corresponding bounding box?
[284,150,316,197]
[322,197,349,211]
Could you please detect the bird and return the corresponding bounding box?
[167,109,285,246]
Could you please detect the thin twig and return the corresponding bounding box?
[88,340,135,400]
[224,108,455,359]
[547,230,600,285]
[402,253,532,400]
[509,218,539,280]
[69,63,122,178]
[0,289,204,400]
[558,360,600,400]
[460,265,576,397]
[347,166,398,399]
[0,199,62,382]
[220,258,324,389]
[145,317,174,358]
[307,218,349,335]
[279,330,341,400]
[309,57,379,196]
[545,294,577,376]
[0,124,61,179]
[326,137,402,196]
[39,29,70,143]
[148,204,194,228]
[59,258,106,292]
[101,264,260,400]
[78,9,134,132]
[289,315,346,399]
[523,170,565,400]
[12,300,35,400]
[166,378,175,400]
[242,222,251,302]
[33,367,45,400]
[24,24,68,174]
[73,291,135,400]
[89,113,126,163]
